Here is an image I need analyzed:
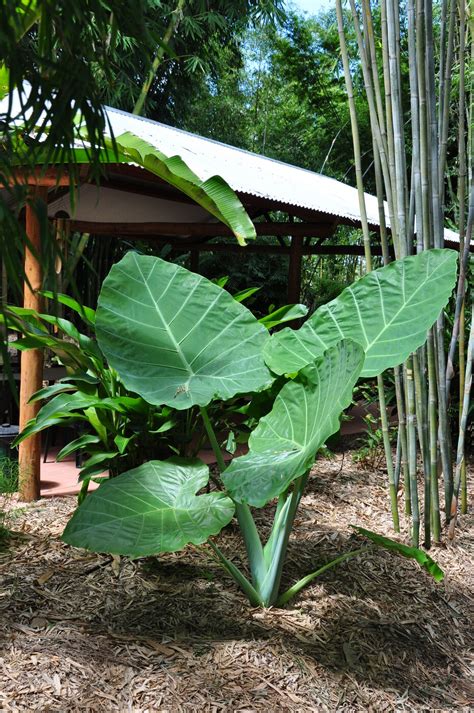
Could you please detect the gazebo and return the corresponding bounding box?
[1,97,464,500]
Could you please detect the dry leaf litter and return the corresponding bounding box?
[0,452,472,711]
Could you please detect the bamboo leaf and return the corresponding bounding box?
[265,250,458,377]
[63,458,235,557]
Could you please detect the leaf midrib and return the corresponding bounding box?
[134,255,193,379]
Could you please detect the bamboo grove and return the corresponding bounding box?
[335,0,472,546]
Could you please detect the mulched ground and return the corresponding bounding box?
[0,453,472,712]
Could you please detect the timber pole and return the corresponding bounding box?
[287,235,304,303]
[19,185,48,501]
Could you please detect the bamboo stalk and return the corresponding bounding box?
[361,0,387,142]
[413,351,431,547]
[438,0,456,196]
[405,358,420,546]
[395,365,411,515]
[394,428,402,491]
[336,0,400,531]
[416,0,432,252]
[373,141,391,265]
[446,200,473,396]
[380,0,398,240]
[457,0,468,515]
[448,302,473,539]
[427,330,441,541]
[133,0,185,116]
[336,0,372,272]
[393,0,409,231]
[425,0,443,250]
[407,0,423,252]
[348,0,397,249]
[377,374,400,531]
[436,322,453,520]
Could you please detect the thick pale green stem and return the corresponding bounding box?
[277,549,365,607]
[199,406,266,587]
[207,540,262,607]
[259,473,309,606]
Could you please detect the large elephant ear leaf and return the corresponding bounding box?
[62,458,235,557]
[96,253,273,410]
[112,132,256,246]
[223,339,364,507]
[265,249,458,377]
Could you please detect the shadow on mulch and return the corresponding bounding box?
[1,457,473,710]
[32,523,464,708]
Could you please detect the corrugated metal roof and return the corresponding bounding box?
[103,107,463,245]
[104,105,384,226]
[1,87,463,244]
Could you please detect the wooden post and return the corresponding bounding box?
[19,186,48,501]
[287,235,304,303]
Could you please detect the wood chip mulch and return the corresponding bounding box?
[0,453,472,712]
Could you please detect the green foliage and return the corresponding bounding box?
[265,250,458,377]
[111,133,257,246]
[0,457,19,494]
[181,10,370,181]
[59,250,452,607]
[352,527,445,582]
[0,456,19,548]
[6,275,305,495]
[222,340,364,507]
[93,1,285,120]
[0,0,154,173]
[96,252,272,410]
[63,458,235,556]
[4,298,177,487]
[353,412,396,471]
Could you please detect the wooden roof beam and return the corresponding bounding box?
[67,220,337,238]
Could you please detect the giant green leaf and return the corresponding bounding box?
[62,458,235,557]
[113,132,256,246]
[264,250,457,377]
[223,339,364,507]
[96,253,273,410]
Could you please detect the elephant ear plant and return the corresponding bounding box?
[63,249,457,606]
